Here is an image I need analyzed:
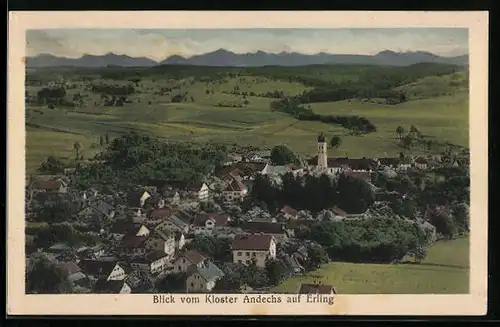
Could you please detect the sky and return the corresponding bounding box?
[26,28,469,61]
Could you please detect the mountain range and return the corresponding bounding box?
[26,49,468,68]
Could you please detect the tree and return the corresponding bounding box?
[73,142,82,161]
[99,135,104,147]
[396,126,405,139]
[402,135,413,150]
[329,135,342,150]
[265,259,289,286]
[409,125,419,138]
[307,244,329,270]
[428,208,456,239]
[270,145,300,166]
[336,175,375,214]
[452,202,469,233]
[26,255,68,294]
[105,132,110,144]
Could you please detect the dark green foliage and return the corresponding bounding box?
[336,175,375,214]
[309,217,427,263]
[189,236,230,262]
[72,132,228,190]
[91,84,135,96]
[214,263,269,292]
[26,255,70,294]
[270,145,301,166]
[265,259,290,286]
[156,272,187,292]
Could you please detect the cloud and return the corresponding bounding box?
[25,28,469,60]
[26,30,79,57]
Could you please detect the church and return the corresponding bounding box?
[306,134,375,175]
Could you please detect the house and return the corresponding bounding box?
[55,261,89,287]
[413,157,429,170]
[165,181,210,201]
[307,156,374,174]
[144,229,176,259]
[172,249,207,273]
[127,190,152,208]
[298,282,336,295]
[331,206,347,218]
[186,260,225,293]
[192,212,230,235]
[189,182,210,201]
[109,221,147,241]
[234,221,287,243]
[76,244,106,260]
[376,157,401,169]
[165,190,181,205]
[247,150,271,163]
[220,162,268,180]
[30,179,68,195]
[278,205,298,220]
[93,279,131,294]
[154,214,190,234]
[147,206,173,225]
[119,232,149,257]
[222,178,248,203]
[78,200,115,221]
[231,234,277,268]
[130,250,171,275]
[45,243,71,259]
[79,257,126,281]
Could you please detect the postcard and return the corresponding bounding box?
[7,11,488,316]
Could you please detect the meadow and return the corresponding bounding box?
[25,65,469,174]
[272,236,470,294]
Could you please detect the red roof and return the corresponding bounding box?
[298,283,336,294]
[231,234,274,251]
[178,249,206,265]
[285,163,300,171]
[149,207,173,219]
[331,206,347,217]
[193,213,229,227]
[31,180,62,190]
[119,235,148,248]
[280,205,298,217]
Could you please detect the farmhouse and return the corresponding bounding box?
[130,250,171,275]
[186,260,225,293]
[231,234,277,268]
[192,212,230,235]
[172,249,207,273]
[222,178,248,203]
[79,257,127,281]
[278,205,299,220]
[235,221,287,243]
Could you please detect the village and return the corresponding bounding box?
[25,133,470,296]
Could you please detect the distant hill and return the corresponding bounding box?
[26,52,158,68]
[26,49,468,68]
[160,49,469,67]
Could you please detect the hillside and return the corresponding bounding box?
[25,63,469,174]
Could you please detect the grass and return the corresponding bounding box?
[25,72,469,174]
[272,236,469,294]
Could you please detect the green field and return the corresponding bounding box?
[25,67,469,174]
[272,236,469,294]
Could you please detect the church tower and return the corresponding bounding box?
[317,133,328,169]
